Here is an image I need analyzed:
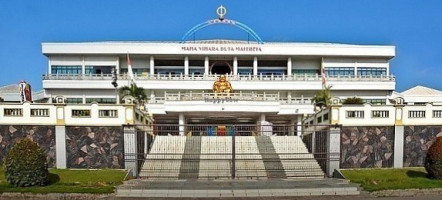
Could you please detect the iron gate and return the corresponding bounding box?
[123,124,337,179]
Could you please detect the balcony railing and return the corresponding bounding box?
[42,73,395,82]
[147,92,312,105]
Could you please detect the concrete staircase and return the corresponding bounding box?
[139,135,324,179]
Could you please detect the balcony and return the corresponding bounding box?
[42,73,395,82]
[147,92,312,104]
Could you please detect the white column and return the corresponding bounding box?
[327,127,341,176]
[115,56,120,75]
[287,91,292,103]
[81,56,85,75]
[150,91,155,102]
[259,113,266,122]
[55,126,66,169]
[297,115,302,136]
[253,56,258,75]
[204,56,209,75]
[287,57,292,76]
[233,56,238,75]
[48,56,52,75]
[150,56,155,76]
[124,126,138,176]
[290,119,296,136]
[394,125,404,168]
[179,113,185,136]
[184,56,189,75]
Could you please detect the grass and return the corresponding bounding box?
[341,167,442,192]
[0,168,127,194]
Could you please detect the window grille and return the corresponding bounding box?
[433,110,442,118]
[4,109,22,116]
[99,110,118,118]
[346,111,364,118]
[372,110,389,118]
[409,111,425,118]
[72,109,91,117]
[30,109,49,117]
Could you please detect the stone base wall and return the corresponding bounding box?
[66,126,124,169]
[403,126,442,167]
[341,126,394,168]
[0,125,56,167]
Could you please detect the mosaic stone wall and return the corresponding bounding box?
[403,126,442,167]
[341,126,394,168]
[66,126,124,169]
[0,125,56,167]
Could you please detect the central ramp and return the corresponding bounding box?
[139,135,324,179]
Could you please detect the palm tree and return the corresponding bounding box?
[119,83,147,104]
[311,85,332,109]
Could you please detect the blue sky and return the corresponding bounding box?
[0,0,441,91]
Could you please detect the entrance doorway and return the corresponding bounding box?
[210,61,232,75]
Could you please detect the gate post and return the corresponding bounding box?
[231,129,236,179]
[327,126,341,176]
[124,125,138,177]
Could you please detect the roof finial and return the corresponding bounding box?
[217,5,226,21]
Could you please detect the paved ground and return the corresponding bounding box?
[107,195,442,200]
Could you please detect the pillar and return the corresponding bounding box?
[179,113,185,136]
[290,119,296,136]
[297,115,302,136]
[150,56,155,76]
[287,57,292,76]
[81,56,85,75]
[124,126,138,176]
[115,56,120,75]
[233,56,238,75]
[184,56,189,75]
[394,126,404,168]
[327,127,341,176]
[55,126,66,169]
[259,113,266,122]
[204,56,209,75]
[253,56,258,76]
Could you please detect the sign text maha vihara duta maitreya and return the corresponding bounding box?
[181,46,262,52]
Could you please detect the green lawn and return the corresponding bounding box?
[341,168,442,192]
[0,168,127,194]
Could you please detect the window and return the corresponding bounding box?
[317,116,322,123]
[238,67,253,75]
[323,113,329,121]
[189,68,204,75]
[258,68,286,76]
[85,98,116,104]
[293,69,319,76]
[346,111,364,118]
[72,109,90,117]
[66,98,83,104]
[372,111,389,118]
[85,66,113,75]
[363,99,387,105]
[357,67,387,76]
[325,67,354,76]
[409,111,425,118]
[155,68,185,75]
[51,66,82,74]
[31,109,49,117]
[433,110,442,118]
[99,110,118,118]
[4,108,22,116]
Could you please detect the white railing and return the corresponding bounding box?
[43,73,396,82]
[147,92,312,105]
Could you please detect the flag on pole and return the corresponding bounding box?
[127,53,134,84]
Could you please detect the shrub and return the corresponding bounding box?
[343,97,364,104]
[4,138,49,187]
[424,136,442,179]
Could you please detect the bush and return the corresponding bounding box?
[343,97,364,104]
[425,136,442,179]
[4,138,49,187]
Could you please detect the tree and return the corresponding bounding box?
[343,97,364,104]
[5,138,49,187]
[311,86,332,109]
[119,83,147,104]
[425,136,442,179]
[0,96,3,102]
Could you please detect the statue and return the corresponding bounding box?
[213,75,233,93]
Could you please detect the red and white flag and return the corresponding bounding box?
[127,53,134,83]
